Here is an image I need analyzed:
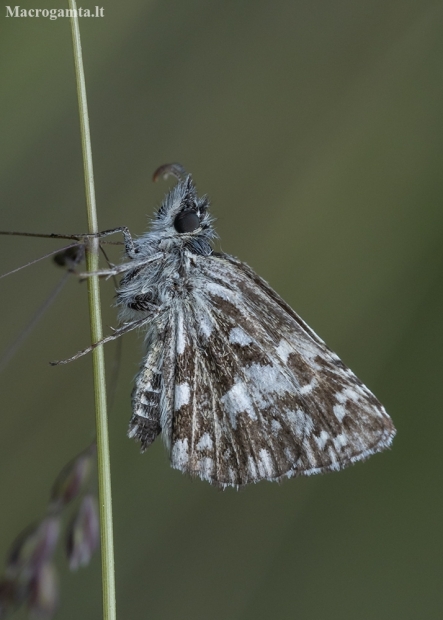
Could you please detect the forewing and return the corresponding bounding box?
[169,253,395,487]
[169,297,307,486]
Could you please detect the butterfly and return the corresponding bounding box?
[109,163,395,488]
[1,163,396,488]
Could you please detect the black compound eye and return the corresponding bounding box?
[173,210,200,233]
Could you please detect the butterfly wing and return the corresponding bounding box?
[168,252,395,487]
[129,316,178,451]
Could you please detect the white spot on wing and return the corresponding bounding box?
[300,380,316,395]
[175,383,190,410]
[333,404,347,422]
[206,282,236,302]
[220,380,257,428]
[276,339,293,363]
[229,327,252,346]
[196,432,213,451]
[271,420,282,434]
[171,438,189,468]
[257,449,274,478]
[248,457,257,478]
[245,363,293,408]
[333,434,348,450]
[336,386,362,404]
[314,430,329,450]
[284,447,295,461]
[199,313,213,338]
[194,296,213,338]
[286,409,314,435]
[198,457,214,479]
[176,309,186,355]
[328,447,338,465]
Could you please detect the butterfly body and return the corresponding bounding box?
[116,165,395,488]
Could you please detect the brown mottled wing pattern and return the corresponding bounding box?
[169,297,307,486]
[168,252,395,487]
[129,316,177,452]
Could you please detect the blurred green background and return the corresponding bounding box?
[1,1,442,618]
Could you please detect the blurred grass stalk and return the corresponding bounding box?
[69,1,116,619]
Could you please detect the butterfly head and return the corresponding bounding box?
[148,163,216,256]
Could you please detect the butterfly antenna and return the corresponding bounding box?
[0,243,84,280]
[0,230,124,245]
[0,230,84,240]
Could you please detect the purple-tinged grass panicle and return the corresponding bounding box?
[67,494,100,571]
[0,445,100,619]
[0,577,23,618]
[27,562,59,620]
[5,518,60,585]
[0,517,60,619]
[50,444,96,511]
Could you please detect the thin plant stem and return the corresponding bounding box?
[68,2,116,619]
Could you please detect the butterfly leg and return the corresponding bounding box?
[77,253,163,280]
[90,226,137,258]
[50,315,154,365]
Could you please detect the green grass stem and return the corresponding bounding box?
[68,2,116,619]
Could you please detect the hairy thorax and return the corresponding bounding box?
[116,247,201,323]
